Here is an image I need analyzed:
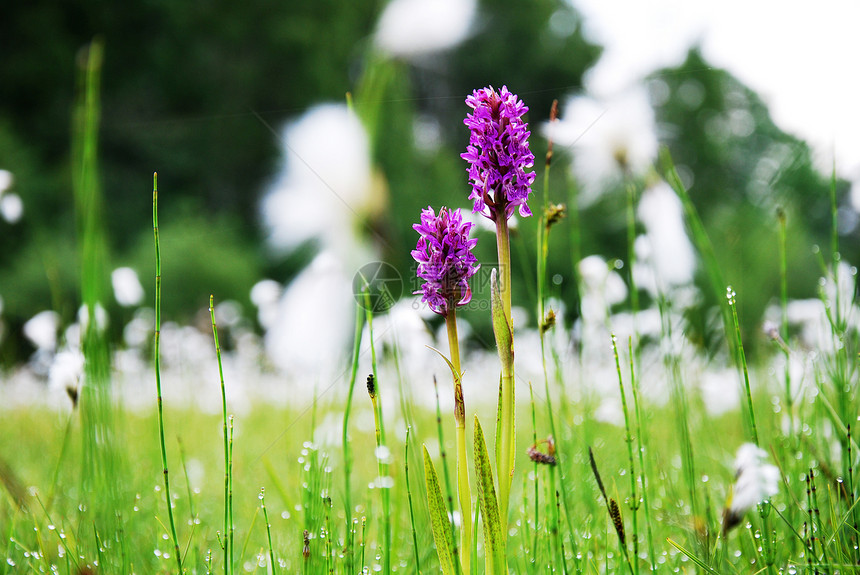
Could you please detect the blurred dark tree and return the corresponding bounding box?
[0,0,382,352]
[653,48,851,352]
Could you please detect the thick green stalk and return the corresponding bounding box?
[152,173,182,573]
[493,215,515,534]
[446,308,472,575]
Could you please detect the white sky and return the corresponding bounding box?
[572,0,860,178]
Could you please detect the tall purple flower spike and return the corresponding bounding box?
[412,206,480,315]
[461,85,536,220]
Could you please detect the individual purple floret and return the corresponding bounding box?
[461,85,536,220]
[412,206,480,315]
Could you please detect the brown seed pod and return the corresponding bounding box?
[609,498,626,546]
[366,374,376,399]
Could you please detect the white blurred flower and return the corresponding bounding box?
[49,348,85,393]
[578,255,627,313]
[699,368,740,416]
[369,298,435,377]
[724,443,780,531]
[545,87,658,207]
[112,267,145,307]
[576,255,627,363]
[123,311,153,349]
[375,0,476,59]
[636,181,696,291]
[261,104,374,263]
[0,193,23,223]
[264,251,354,378]
[778,261,860,350]
[23,310,60,351]
[0,169,12,193]
[250,279,282,330]
[214,299,243,329]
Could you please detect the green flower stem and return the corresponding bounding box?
[495,216,513,322]
[446,307,472,575]
[493,215,516,536]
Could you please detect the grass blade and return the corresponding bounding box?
[424,446,457,575]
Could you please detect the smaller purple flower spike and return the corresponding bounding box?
[412,206,480,315]
[462,85,536,220]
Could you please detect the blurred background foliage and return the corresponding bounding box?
[0,0,852,365]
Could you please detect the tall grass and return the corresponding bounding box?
[152,172,183,571]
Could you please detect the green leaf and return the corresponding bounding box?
[423,445,457,575]
[426,344,463,388]
[490,269,513,367]
[474,417,506,574]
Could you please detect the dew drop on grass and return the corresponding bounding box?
[6,559,15,567]
[154,549,162,557]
